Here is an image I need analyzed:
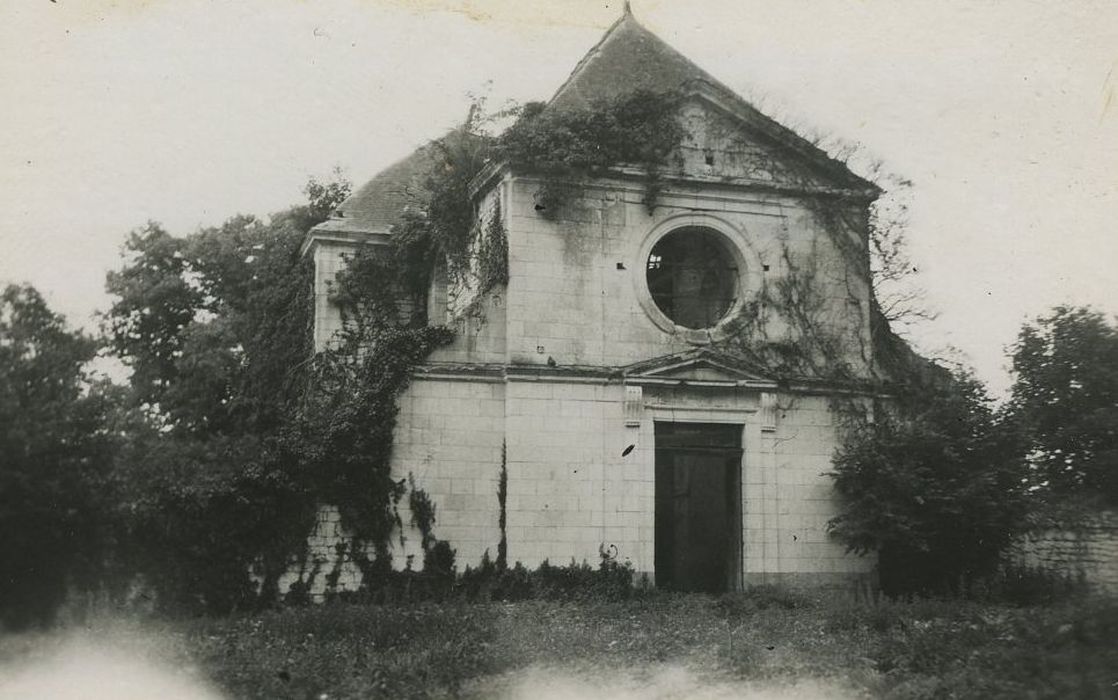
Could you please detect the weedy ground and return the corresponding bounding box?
[1,590,1116,699]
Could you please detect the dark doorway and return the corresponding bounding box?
[654,422,742,593]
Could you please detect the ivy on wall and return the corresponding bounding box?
[86,83,938,613]
[494,91,685,216]
[384,89,686,298]
[310,87,926,590]
[294,323,452,579]
[301,92,689,582]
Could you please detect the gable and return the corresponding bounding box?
[674,96,840,190]
[315,9,877,245]
[547,10,877,194]
[623,349,777,388]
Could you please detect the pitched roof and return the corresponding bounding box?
[547,9,712,112]
[312,142,438,236]
[311,7,876,240]
[548,10,876,191]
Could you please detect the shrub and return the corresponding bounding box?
[453,548,637,603]
[828,371,1029,596]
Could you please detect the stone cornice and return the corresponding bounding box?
[299,228,391,258]
[412,360,896,397]
[469,161,879,205]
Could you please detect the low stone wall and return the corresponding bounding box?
[1006,509,1118,594]
[274,505,367,602]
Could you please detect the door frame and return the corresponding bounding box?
[653,420,744,592]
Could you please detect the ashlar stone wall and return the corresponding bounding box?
[290,104,881,598]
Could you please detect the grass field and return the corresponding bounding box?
[2,590,1116,699]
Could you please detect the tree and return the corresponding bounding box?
[105,198,337,435]
[828,372,1028,595]
[0,285,113,628]
[866,181,936,333]
[1008,306,1118,504]
[103,175,351,612]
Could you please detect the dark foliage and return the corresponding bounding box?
[103,178,350,613]
[457,549,638,603]
[1008,305,1118,504]
[395,128,493,287]
[333,549,639,606]
[828,372,1029,596]
[290,326,454,556]
[0,285,114,629]
[385,89,684,299]
[494,91,685,215]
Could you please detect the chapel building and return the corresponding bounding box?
[298,7,891,595]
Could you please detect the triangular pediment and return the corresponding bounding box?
[546,10,878,194]
[622,349,777,387]
[673,93,849,190]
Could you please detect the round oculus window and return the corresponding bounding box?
[645,227,739,330]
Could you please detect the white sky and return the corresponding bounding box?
[2,0,1115,396]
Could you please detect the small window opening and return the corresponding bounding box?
[426,257,449,325]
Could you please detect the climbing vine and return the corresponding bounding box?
[496,441,508,570]
[291,91,692,586]
[408,472,437,553]
[387,89,687,297]
[476,198,509,293]
[298,87,938,594]
[281,225,458,589]
[294,323,452,578]
[493,91,685,216]
[683,111,926,390]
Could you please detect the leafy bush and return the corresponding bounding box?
[828,371,1029,596]
[494,90,685,215]
[113,431,315,614]
[102,182,349,614]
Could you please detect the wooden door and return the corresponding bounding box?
[654,423,742,593]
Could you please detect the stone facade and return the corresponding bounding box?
[290,10,886,599]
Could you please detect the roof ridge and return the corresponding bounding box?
[316,7,879,246]
[542,9,878,191]
[546,10,638,107]
[548,9,727,110]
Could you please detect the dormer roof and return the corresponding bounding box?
[309,130,483,240]
[318,147,433,236]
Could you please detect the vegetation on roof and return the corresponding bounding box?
[495,90,686,215]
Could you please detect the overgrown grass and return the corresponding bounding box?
[3,590,1115,698]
